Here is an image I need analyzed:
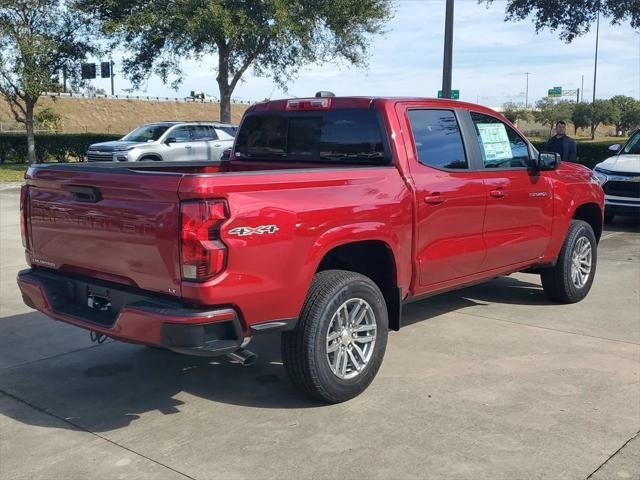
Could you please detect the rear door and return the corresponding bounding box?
[400,106,487,287]
[467,111,554,269]
[166,125,196,161]
[26,166,183,296]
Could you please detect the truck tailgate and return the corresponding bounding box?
[25,167,183,297]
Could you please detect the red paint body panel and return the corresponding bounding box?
[19,97,604,345]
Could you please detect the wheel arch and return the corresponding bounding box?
[315,240,402,331]
[572,202,603,242]
[137,154,162,162]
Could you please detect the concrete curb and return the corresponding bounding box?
[0,182,23,192]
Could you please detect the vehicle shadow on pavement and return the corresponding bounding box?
[602,216,640,234]
[0,272,593,432]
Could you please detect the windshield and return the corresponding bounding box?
[234,108,389,165]
[623,131,640,155]
[122,125,170,142]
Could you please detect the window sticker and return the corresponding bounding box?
[476,123,513,161]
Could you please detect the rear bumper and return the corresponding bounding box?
[17,268,244,356]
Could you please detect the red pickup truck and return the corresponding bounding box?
[18,96,604,403]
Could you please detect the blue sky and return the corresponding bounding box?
[96,0,640,107]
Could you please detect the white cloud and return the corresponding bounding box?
[95,0,640,107]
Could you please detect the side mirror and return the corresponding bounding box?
[165,137,176,145]
[608,144,621,153]
[535,152,561,172]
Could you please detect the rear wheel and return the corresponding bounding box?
[541,219,597,303]
[281,270,388,403]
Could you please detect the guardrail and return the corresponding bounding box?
[41,91,258,104]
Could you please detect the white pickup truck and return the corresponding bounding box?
[593,130,640,223]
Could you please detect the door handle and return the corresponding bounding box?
[185,145,192,150]
[425,194,446,205]
[489,189,506,198]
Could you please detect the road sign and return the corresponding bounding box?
[81,63,96,80]
[438,89,460,100]
[548,86,562,97]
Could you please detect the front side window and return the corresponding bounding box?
[169,126,192,143]
[623,131,640,154]
[470,112,530,168]
[234,108,389,165]
[407,109,467,169]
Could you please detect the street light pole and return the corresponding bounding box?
[592,11,599,105]
[524,72,530,108]
[110,59,115,96]
[442,0,454,99]
[591,11,600,139]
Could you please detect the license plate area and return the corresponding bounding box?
[33,268,182,328]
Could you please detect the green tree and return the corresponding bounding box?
[590,99,618,139]
[620,100,640,134]
[0,0,94,163]
[34,106,62,133]
[482,0,638,42]
[501,101,530,125]
[75,0,393,123]
[533,99,575,136]
[609,95,637,136]
[571,103,591,135]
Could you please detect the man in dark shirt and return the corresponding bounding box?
[544,121,577,162]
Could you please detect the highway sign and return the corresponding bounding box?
[438,90,460,100]
[548,86,562,97]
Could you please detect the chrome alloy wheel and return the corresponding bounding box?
[570,236,592,288]
[326,298,377,380]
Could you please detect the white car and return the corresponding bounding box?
[86,122,237,163]
[592,129,640,223]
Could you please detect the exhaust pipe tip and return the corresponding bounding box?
[227,348,258,367]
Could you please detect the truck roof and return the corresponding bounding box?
[247,96,506,123]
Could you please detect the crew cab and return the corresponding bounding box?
[18,96,604,403]
[593,130,640,222]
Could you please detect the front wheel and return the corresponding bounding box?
[281,270,388,403]
[541,219,597,303]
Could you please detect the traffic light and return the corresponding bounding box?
[101,61,111,79]
[81,63,96,79]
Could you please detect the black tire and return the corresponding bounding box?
[604,211,615,224]
[281,270,388,404]
[138,156,162,162]
[541,219,597,303]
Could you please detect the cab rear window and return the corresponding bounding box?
[234,108,390,165]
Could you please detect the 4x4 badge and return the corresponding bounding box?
[228,225,279,236]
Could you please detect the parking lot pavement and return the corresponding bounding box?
[1,187,638,480]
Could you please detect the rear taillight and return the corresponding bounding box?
[180,200,228,281]
[286,98,332,111]
[20,185,28,248]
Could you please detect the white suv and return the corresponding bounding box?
[593,130,640,223]
[86,121,237,163]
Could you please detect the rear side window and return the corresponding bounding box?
[191,125,217,141]
[235,108,389,165]
[470,112,530,168]
[407,109,467,169]
[216,126,238,138]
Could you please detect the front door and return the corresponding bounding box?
[400,107,487,288]
[468,111,554,270]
